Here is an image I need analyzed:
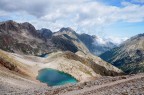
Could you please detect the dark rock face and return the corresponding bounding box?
[59,27,75,33]
[0,20,53,55]
[37,28,53,40]
[0,20,20,32]
[0,20,38,36]
[21,22,38,37]
[78,34,94,50]
[51,35,78,53]
[100,33,144,74]
[0,57,19,72]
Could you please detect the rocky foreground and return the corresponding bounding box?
[1,73,144,95]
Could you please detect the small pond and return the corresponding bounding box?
[37,68,78,86]
[39,54,48,58]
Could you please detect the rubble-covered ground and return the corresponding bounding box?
[1,73,144,95]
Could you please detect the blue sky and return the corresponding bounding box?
[95,0,144,38]
[98,0,144,6]
[104,22,144,38]
[0,0,144,43]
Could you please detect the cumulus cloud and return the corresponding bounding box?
[0,0,88,17]
[0,0,144,43]
[0,10,8,17]
[104,36,129,45]
[1,0,144,23]
[0,0,50,17]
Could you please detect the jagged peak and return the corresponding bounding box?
[122,33,144,46]
[0,20,35,29]
[39,28,52,33]
[79,33,97,38]
[37,28,53,39]
[22,22,35,28]
[0,20,19,26]
[92,35,98,39]
[0,20,16,24]
[132,33,144,40]
[59,27,75,33]
[0,20,21,31]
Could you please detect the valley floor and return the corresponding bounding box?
[1,72,144,95]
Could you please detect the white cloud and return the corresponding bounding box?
[0,0,144,41]
[0,10,8,17]
[1,0,144,23]
[104,36,129,45]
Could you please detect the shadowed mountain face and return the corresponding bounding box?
[37,28,53,40]
[78,34,116,55]
[0,20,116,56]
[100,34,144,74]
[0,21,81,55]
[0,20,49,55]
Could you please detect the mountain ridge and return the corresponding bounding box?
[0,20,117,56]
[100,33,144,74]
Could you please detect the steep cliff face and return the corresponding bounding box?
[100,34,144,74]
[52,28,90,54]
[37,28,53,40]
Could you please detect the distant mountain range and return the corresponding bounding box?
[100,33,144,74]
[0,20,117,56]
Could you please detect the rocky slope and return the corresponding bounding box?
[0,49,38,80]
[0,20,51,55]
[0,49,123,82]
[0,48,125,94]
[100,33,144,74]
[1,72,144,95]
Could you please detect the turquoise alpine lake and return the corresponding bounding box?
[37,68,78,86]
